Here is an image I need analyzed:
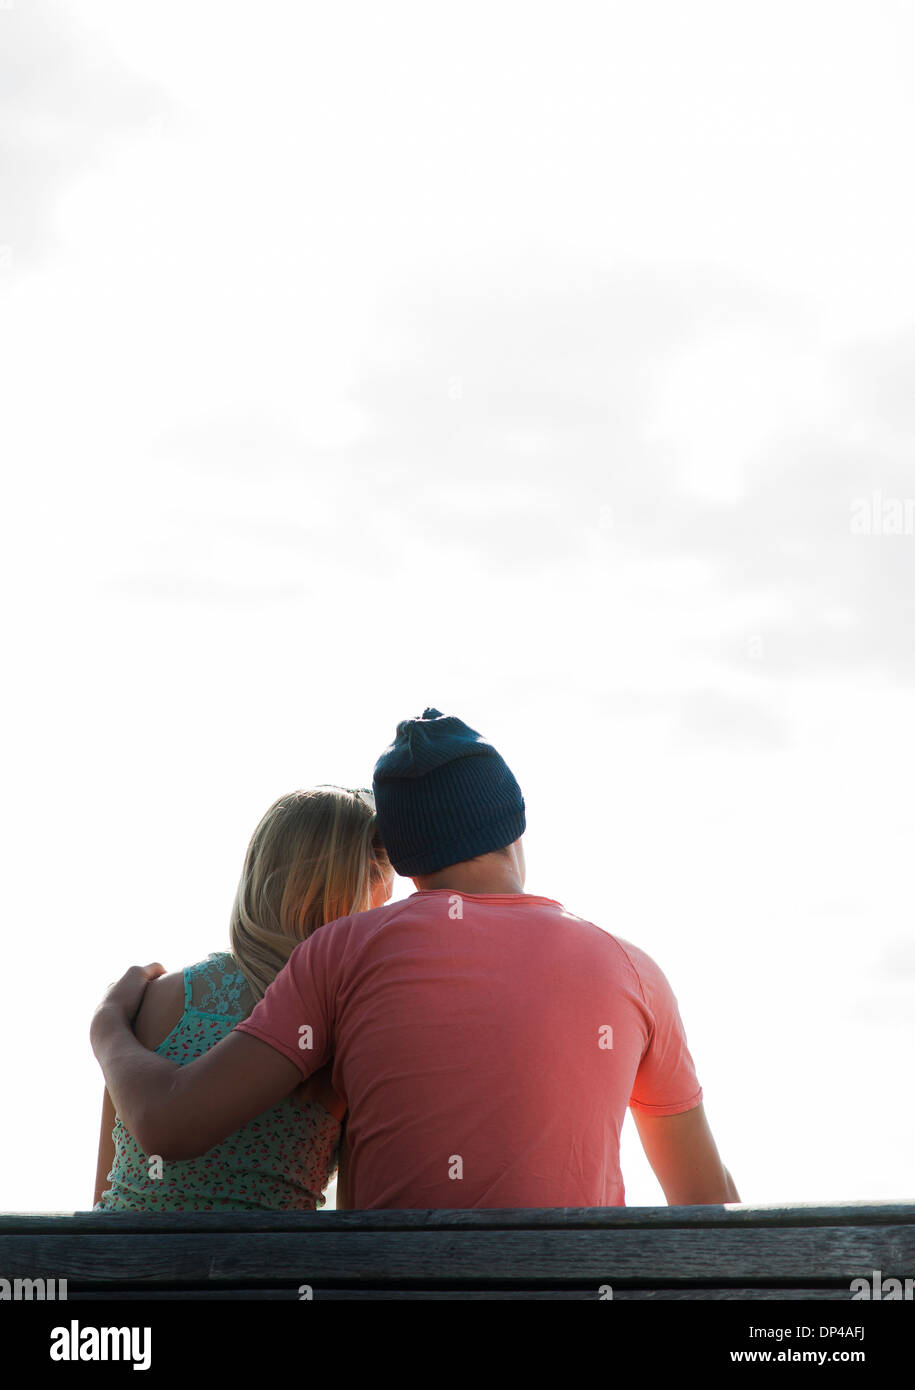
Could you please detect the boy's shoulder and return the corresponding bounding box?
[540,907,672,991]
[291,895,418,960]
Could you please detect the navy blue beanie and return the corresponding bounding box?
[372,708,526,876]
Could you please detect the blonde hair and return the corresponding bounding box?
[229,786,390,1004]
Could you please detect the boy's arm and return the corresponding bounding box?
[91,964,304,1160]
[631,1101,740,1205]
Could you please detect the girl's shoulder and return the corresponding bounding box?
[133,970,186,1051]
[131,953,252,1051]
[133,952,248,1050]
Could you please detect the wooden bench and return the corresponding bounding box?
[2,1203,913,1300]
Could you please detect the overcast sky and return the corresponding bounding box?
[2,0,914,1212]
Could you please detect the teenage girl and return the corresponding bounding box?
[93,786,392,1211]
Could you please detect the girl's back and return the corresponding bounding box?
[95,951,340,1211]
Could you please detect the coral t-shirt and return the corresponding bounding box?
[235,890,702,1209]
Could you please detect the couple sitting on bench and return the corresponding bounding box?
[92,707,739,1212]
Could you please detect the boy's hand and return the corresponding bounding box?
[90,963,166,1052]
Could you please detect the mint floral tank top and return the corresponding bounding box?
[94,952,341,1212]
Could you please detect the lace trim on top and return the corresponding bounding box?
[186,951,255,1018]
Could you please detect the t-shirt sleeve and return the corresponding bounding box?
[234,931,335,1079]
[621,943,704,1116]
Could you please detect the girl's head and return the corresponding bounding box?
[230,786,393,1002]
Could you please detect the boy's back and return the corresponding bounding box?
[237,888,703,1209]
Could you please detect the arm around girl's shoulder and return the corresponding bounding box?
[92,966,184,1206]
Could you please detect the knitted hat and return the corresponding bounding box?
[372,707,526,876]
